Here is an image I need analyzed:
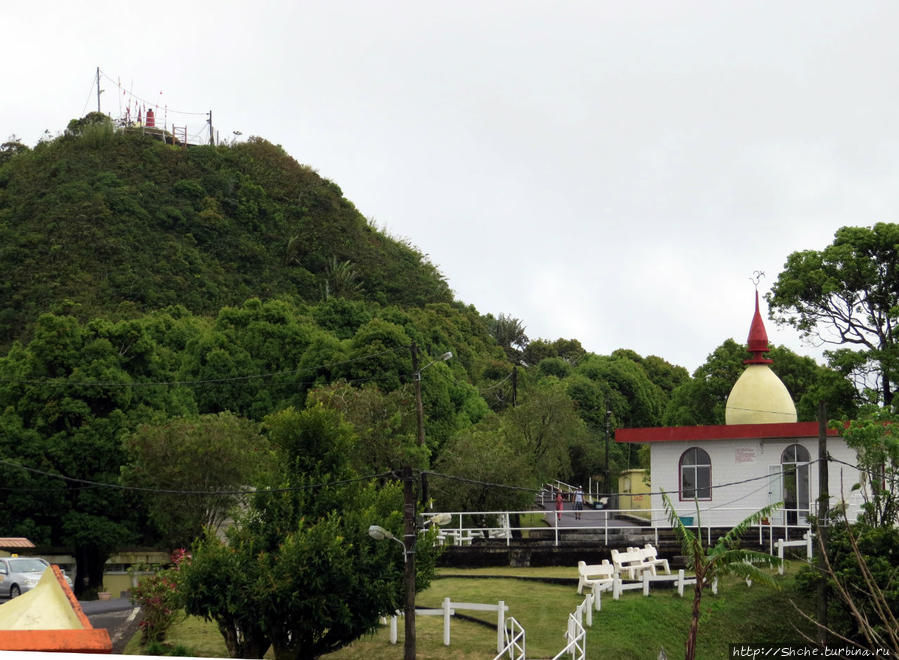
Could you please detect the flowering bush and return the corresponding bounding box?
[130,549,189,644]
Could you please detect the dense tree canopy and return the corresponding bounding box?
[0,313,191,593]
[768,223,899,406]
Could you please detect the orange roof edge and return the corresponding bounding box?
[0,629,112,653]
[53,564,93,629]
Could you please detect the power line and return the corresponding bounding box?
[0,457,393,496]
[80,71,97,117]
[0,453,875,506]
[426,457,835,500]
[478,372,513,393]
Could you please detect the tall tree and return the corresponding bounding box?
[487,313,529,363]
[306,381,419,474]
[840,408,899,528]
[122,412,273,548]
[768,223,899,406]
[0,314,190,594]
[502,379,587,482]
[179,405,441,660]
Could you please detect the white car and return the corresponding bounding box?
[0,557,73,597]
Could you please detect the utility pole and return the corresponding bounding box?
[207,110,214,146]
[604,409,612,494]
[816,401,829,645]
[96,67,103,113]
[511,366,517,407]
[411,342,428,507]
[402,466,417,660]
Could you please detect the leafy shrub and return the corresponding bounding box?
[797,521,899,645]
[130,549,190,644]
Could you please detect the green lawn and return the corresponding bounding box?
[128,563,818,659]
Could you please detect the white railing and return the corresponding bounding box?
[423,505,812,548]
[552,613,586,660]
[493,616,525,660]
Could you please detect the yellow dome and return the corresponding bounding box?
[725,364,797,425]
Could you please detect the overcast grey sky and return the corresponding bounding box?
[5,2,898,372]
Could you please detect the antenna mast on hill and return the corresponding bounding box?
[96,67,104,113]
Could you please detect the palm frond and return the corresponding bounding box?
[662,491,698,559]
[709,548,781,587]
[718,501,783,549]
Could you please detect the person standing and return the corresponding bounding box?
[555,490,564,521]
[574,486,584,520]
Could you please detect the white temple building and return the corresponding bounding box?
[616,292,864,529]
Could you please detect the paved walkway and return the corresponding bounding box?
[539,500,645,529]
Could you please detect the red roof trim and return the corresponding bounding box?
[616,421,840,444]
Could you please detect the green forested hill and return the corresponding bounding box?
[0,114,451,346]
[0,115,860,603]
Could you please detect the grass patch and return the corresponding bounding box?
[124,615,236,657]
[586,563,818,659]
[128,563,819,659]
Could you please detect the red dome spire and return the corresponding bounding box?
[745,290,773,364]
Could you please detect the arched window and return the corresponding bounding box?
[781,444,810,525]
[782,444,810,464]
[680,447,712,501]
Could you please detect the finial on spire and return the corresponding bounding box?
[749,270,765,289]
[745,288,772,364]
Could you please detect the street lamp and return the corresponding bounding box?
[423,512,452,526]
[368,525,407,561]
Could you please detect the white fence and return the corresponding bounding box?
[493,616,525,660]
[775,531,814,574]
[385,599,508,653]
[608,570,708,600]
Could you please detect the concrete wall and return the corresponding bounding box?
[649,434,864,528]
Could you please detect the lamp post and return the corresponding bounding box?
[411,343,452,507]
[370,504,452,660]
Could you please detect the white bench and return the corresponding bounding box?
[611,548,655,580]
[437,529,481,546]
[627,543,671,575]
[576,560,615,595]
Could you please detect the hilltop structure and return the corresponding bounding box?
[616,292,864,529]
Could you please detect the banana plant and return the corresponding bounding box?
[662,492,783,660]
